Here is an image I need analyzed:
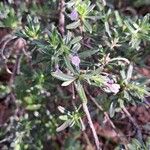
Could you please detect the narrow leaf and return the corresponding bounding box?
[58,106,66,113]
[64,56,76,74]
[72,43,81,52]
[26,104,41,111]
[85,4,95,14]
[66,20,80,29]
[56,120,72,132]
[61,79,75,86]
[124,20,135,33]
[79,49,99,58]
[109,102,115,118]
[114,11,123,27]
[59,115,68,121]
[70,36,82,45]
[83,20,92,33]
[105,21,111,37]
[51,72,75,81]
[127,63,133,81]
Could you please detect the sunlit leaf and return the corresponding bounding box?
[26,104,41,111]
[51,72,75,81]
[56,120,72,132]
[83,20,92,33]
[70,36,82,45]
[59,115,68,121]
[66,20,80,29]
[61,79,76,86]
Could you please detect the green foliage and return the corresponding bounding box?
[56,106,82,132]
[0,2,20,28]
[22,15,41,40]
[115,138,150,150]
[0,0,149,149]
[127,138,150,150]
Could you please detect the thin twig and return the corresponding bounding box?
[8,38,26,97]
[121,106,143,143]
[82,102,101,150]
[85,87,128,148]
[58,0,65,36]
[9,52,22,87]
[0,35,17,59]
[85,88,104,112]
[85,87,116,130]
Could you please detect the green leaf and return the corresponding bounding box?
[64,56,76,74]
[114,11,123,27]
[126,63,133,81]
[26,104,41,111]
[56,120,72,132]
[109,102,115,118]
[72,43,81,52]
[85,4,95,15]
[105,21,111,37]
[124,91,131,101]
[61,79,76,86]
[124,20,135,33]
[66,0,76,8]
[118,99,124,108]
[79,49,99,58]
[59,115,68,121]
[83,20,92,33]
[74,81,87,103]
[58,106,66,113]
[65,31,72,44]
[51,72,75,81]
[66,20,80,29]
[70,36,82,45]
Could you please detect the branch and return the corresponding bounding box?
[9,52,22,87]
[58,0,65,36]
[121,106,143,143]
[82,102,101,150]
[84,87,128,148]
[9,38,26,87]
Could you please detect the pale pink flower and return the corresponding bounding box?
[71,55,80,67]
[70,10,78,21]
[103,76,120,94]
[107,83,120,94]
